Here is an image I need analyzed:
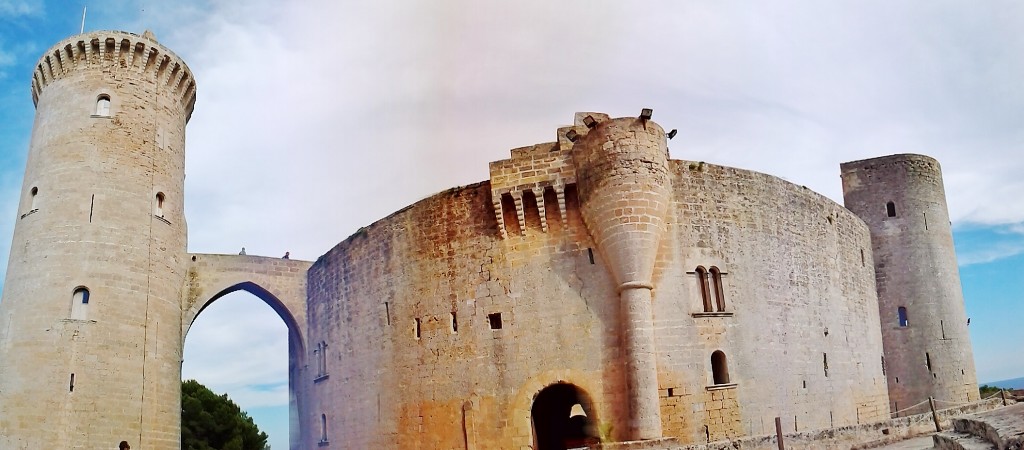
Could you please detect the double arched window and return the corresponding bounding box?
[696,266,727,312]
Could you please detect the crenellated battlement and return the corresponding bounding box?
[30,30,197,121]
[488,112,617,238]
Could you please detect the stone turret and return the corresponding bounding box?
[572,111,670,440]
[0,30,195,449]
[841,154,978,415]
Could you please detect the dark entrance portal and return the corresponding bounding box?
[531,383,599,450]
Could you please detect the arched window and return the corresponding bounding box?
[898,307,909,327]
[709,266,725,312]
[154,192,165,217]
[711,350,730,385]
[71,287,90,320]
[696,266,712,312]
[95,94,111,116]
[29,186,38,210]
[319,413,328,443]
[886,201,896,217]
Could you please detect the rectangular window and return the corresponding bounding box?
[488,313,502,330]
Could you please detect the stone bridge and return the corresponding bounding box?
[182,253,312,353]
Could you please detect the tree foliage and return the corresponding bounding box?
[979,384,1003,398]
[181,379,269,450]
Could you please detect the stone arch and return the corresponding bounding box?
[507,370,606,448]
[182,254,310,348]
[181,253,312,448]
[185,280,306,354]
[531,382,600,450]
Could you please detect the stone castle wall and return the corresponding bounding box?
[300,116,890,448]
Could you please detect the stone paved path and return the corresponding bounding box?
[867,434,935,450]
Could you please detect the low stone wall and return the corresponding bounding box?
[583,398,1012,450]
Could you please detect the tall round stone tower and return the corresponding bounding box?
[572,114,670,440]
[840,154,978,414]
[0,31,195,449]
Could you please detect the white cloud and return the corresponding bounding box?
[958,242,1024,266]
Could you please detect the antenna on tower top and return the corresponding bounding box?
[80,6,87,34]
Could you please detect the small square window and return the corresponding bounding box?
[488,313,502,330]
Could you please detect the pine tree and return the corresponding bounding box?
[181,379,269,450]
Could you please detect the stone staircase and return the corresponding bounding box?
[933,403,1024,450]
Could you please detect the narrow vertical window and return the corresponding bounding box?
[154,192,165,217]
[886,201,896,218]
[320,413,328,443]
[696,266,712,312]
[709,266,725,312]
[319,341,327,376]
[71,287,90,320]
[29,187,38,210]
[450,311,458,334]
[95,94,111,116]
[711,350,730,385]
[69,373,75,392]
[881,355,886,375]
[823,353,829,377]
[312,346,320,376]
[414,318,421,339]
[898,307,909,327]
[925,352,932,372]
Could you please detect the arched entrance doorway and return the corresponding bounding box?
[531,383,600,450]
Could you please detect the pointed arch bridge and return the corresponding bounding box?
[182,253,312,353]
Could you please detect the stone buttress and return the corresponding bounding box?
[570,114,670,440]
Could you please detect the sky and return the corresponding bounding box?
[1,1,1023,448]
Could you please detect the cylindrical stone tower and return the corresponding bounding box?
[572,114,670,440]
[840,154,978,414]
[0,31,195,449]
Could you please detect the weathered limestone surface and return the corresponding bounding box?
[842,155,979,415]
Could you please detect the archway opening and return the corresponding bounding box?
[531,382,599,450]
[183,286,299,450]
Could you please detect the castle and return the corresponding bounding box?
[0,31,977,450]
